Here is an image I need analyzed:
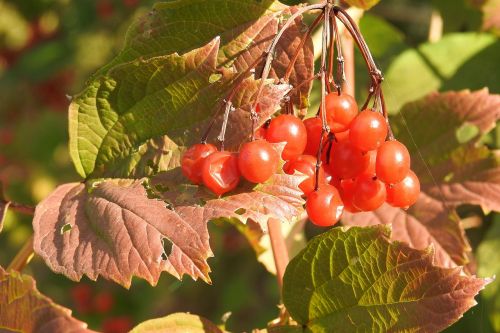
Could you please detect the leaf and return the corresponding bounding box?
[343,195,470,269]
[33,180,213,288]
[0,266,95,333]
[384,33,500,113]
[344,90,500,269]
[478,215,500,331]
[70,39,289,178]
[343,0,381,10]
[129,313,224,333]
[95,0,313,109]
[393,90,500,211]
[282,225,490,333]
[33,153,306,287]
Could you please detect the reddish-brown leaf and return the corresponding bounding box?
[33,161,305,287]
[33,180,212,288]
[0,267,95,333]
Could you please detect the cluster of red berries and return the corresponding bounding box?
[181,91,420,227]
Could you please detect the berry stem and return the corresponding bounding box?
[7,235,34,272]
[267,218,289,292]
[201,55,264,144]
[217,100,234,151]
[252,3,327,138]
[314,3,332,192]
[331,14,345,94]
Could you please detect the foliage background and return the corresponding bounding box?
[0,0,498,332]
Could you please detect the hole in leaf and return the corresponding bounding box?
[234,208,246,215]
[161,237,173,261]
[60,223,72,234]
[209,73,222,83]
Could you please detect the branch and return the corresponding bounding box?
[267,218,290,291]
[7,235,34,272]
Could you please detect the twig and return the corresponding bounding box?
[7,202,36,215]
[7,235,34,272]
[252,3,327,135]
[314,3,332,191]
[267,218,290,291]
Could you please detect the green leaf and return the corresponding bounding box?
[384,33,500,113]
[70,39,290,178]
[95,0,285,74]
[70,1,315,178]
[130,313,224,333]
[478,215,500,331]
[283,226,490,333]
[344,0,381,10]
[0,267,95,333]
[69,38,223,178]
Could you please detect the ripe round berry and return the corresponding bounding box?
[376,140,411,184]
[329,141,370,179]
[352,175,387,211]
[283,154,326,196]
[265,114,307,160]
[202,151,240,196]
[349,110,388,151]
[321,92,359,133]
[181,143,217,184]
[339,179,361,213]
[238,140,279,183]
[303,117,323,155]
[306,185,344,227]
[386,170,420,208]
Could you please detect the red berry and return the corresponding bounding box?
[386,170,420,208]
[238,140,279,183]
[303,117,323,155]
[102,316,133,333]
[283,155,326,196]
[93,291,114,314]
[321,92,358,133]
[339,179,361,213]
[306,185,344,227]
[376,140,411,184]
[181,143,217,184]
[352,175,387,211]
[329,141,370,179]
[202,151,240,196]
[349,110,388,151]
[97,0,114,19]
[71,284,92,314]
[265,114,307,160]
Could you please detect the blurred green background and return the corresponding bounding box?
[0,0,498,332]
